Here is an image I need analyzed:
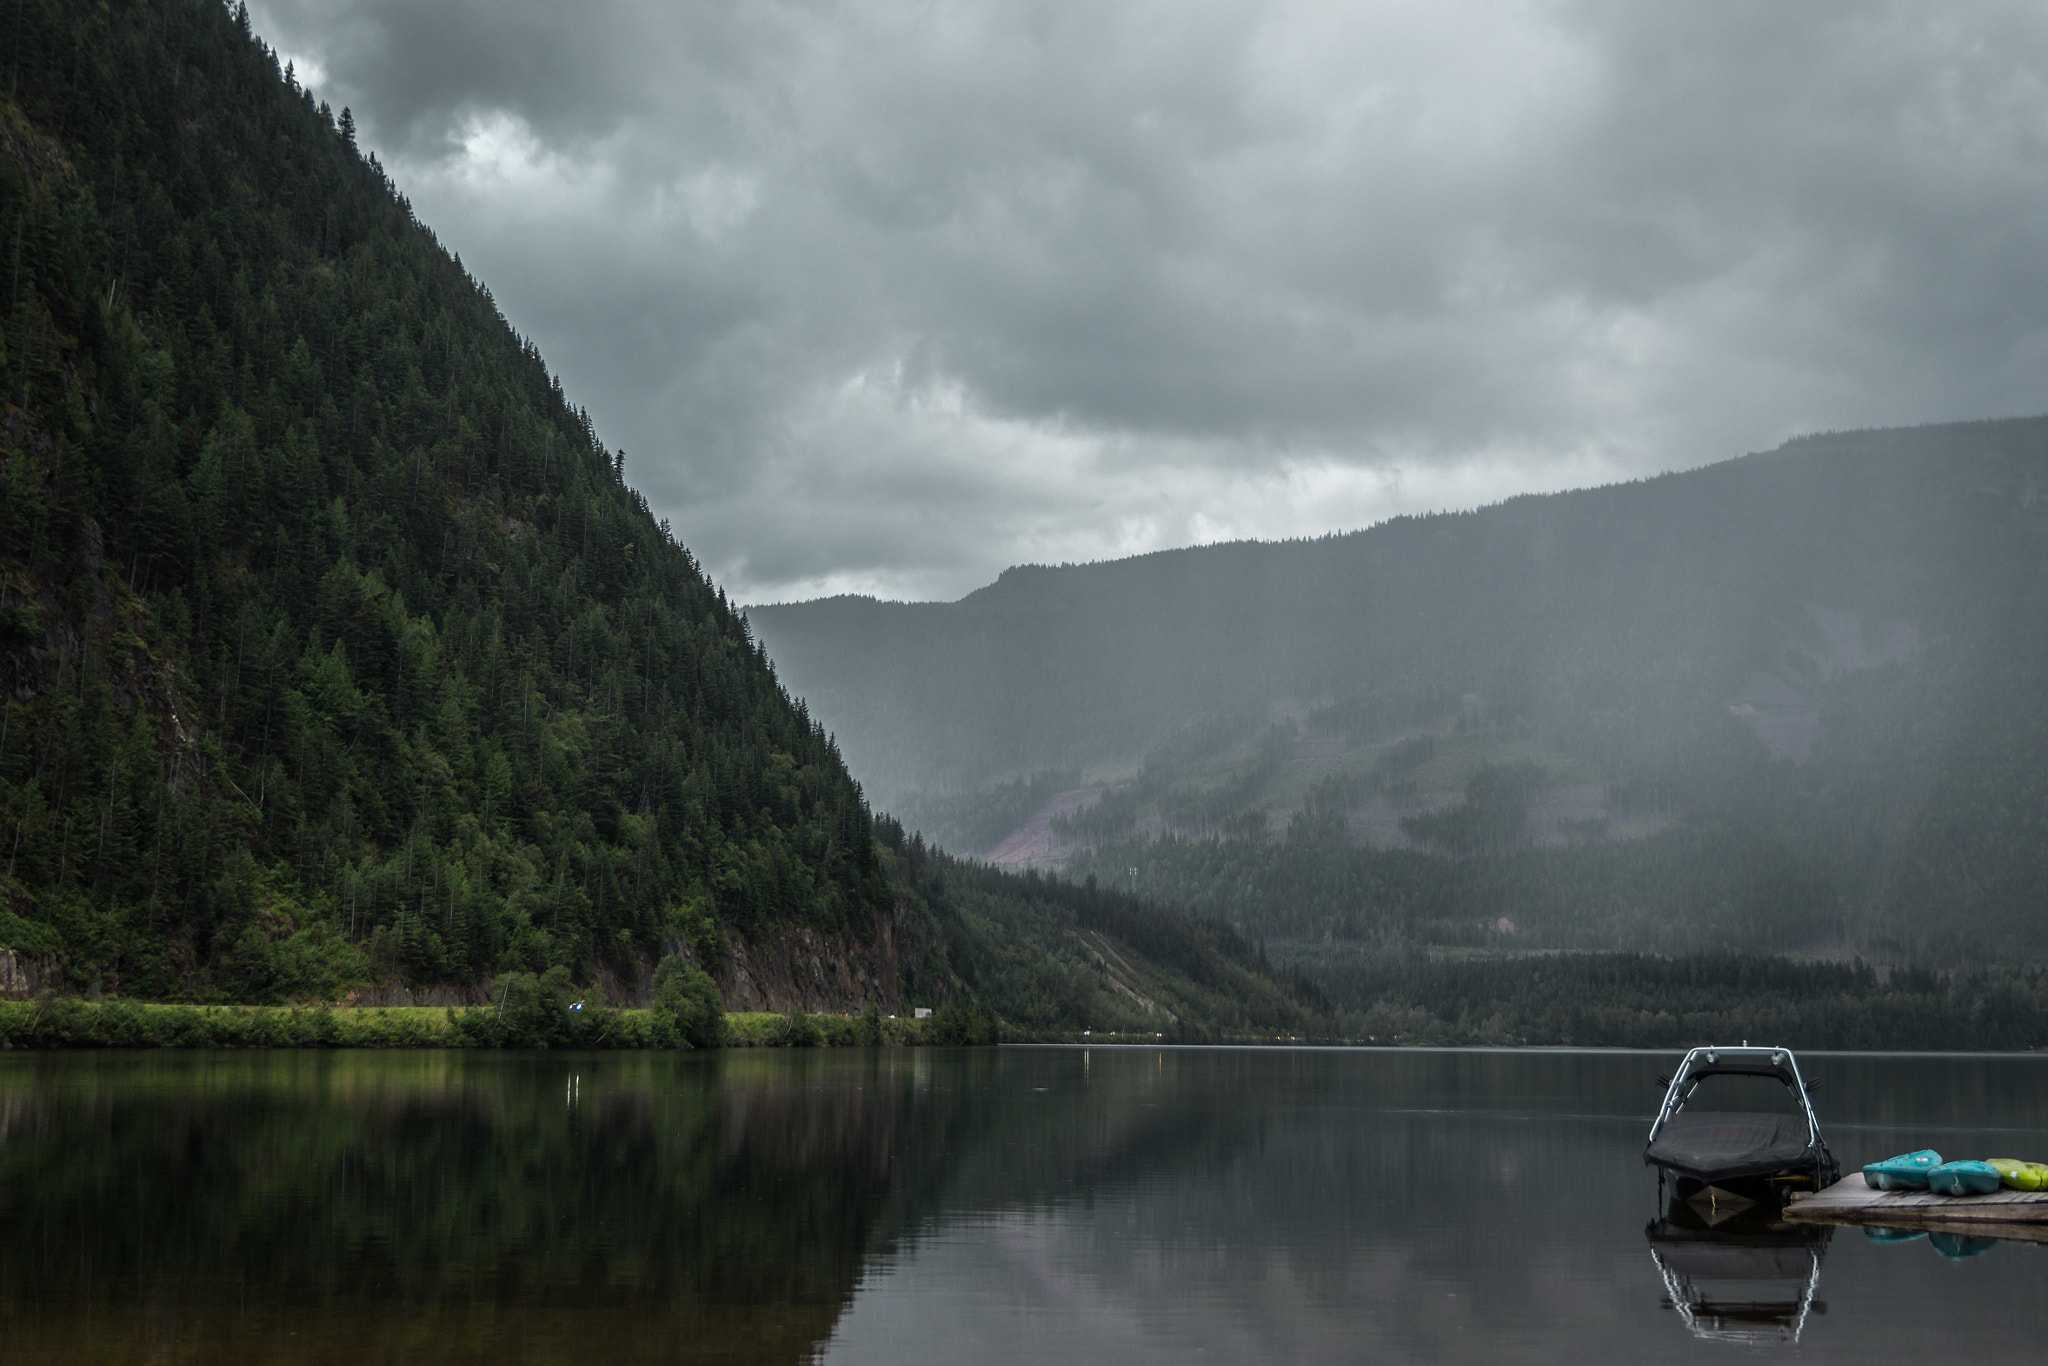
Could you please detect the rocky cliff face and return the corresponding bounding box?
[345,905,929,1014]
[715,908,917,1014]
[38,895,946,1013]
[0,950,51,1001]
[705,890,978,1015]
[488,896,944,1013]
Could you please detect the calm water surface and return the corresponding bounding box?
[1,1046,2042,1363]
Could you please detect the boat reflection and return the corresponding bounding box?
[1646,1196,1832,1346]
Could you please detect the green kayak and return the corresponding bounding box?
[1985,1158,2048,1191]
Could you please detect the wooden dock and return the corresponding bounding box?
[1786,1174,2048,1243]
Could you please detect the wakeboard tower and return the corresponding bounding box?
[1645,1045,1837,1200]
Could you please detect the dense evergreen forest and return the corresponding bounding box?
[0,0,887,999]
[0,0,1318,1036]
[1301,952,2048,1051]
[873,815,1323,1041]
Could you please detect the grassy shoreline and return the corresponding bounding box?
[20,996,2041,1052]
[0,999,1323,1049]
[0,1000,952,1050]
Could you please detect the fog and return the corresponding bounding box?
[751,420,2048,963]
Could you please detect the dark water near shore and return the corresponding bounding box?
[1,1047,2043,1363]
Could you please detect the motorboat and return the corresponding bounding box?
[1644,1045,1836,1200]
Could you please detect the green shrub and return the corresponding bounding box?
[855,1004,883,1046]
[653,956,728,1048]
[483,967,578,1047]
[774,1008,823,1048]
[929,999,1002,1046]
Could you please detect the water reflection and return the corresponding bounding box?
[1646,1198,1831,1346]
[1,1048,2044,1364]
[1862,1225,2013,1260]
[0,1050,999,1365]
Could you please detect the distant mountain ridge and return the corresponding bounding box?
[752,419,2048,964]
[754,421,2048,793]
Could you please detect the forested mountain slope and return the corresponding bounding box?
[0,0,1317,1034]
[752,422,2048,965]
[0,0,887,1002]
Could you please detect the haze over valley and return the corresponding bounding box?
[752,419,2048,985]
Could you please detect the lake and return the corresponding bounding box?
[0,1046,2042,1363]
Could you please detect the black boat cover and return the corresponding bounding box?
[1685,1057,1798,1084]
[1644,1111,1817,1185]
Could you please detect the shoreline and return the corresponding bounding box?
[0,1000,946,1050]
[5,1000,2045,1052]
[0,999,1320,1049]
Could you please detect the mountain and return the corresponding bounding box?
[0,0,1315,1036]
[750,421,2048,967]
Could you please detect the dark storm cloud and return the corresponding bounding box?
[250,0,2048,601]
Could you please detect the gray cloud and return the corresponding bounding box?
[251,0,2048,602]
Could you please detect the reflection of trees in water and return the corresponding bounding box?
[0,1049,1321,1363]
[18,1049,1932,1363]
[0,1048,1287,1363]
[0,1052,1002,1364]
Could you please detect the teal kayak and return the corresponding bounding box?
[1930,1232,1998,1259]
[1926,1160,2003,1196]
[1863,1149,1942,1191]
[1862,1226,1928,1244]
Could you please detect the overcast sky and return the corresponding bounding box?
[249,0,2048,604]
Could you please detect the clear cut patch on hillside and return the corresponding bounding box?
[1800,602,1920,675]
[985,790,1102,868]
[1727,603,1925,764]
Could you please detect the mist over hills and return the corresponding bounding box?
[751,421,2048,968]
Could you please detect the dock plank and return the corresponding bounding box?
[1785,1173,2048,1238]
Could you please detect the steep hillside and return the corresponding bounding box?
[0,0,1319,1034]
[0,0,896,1002]
[752,422,2048,964]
